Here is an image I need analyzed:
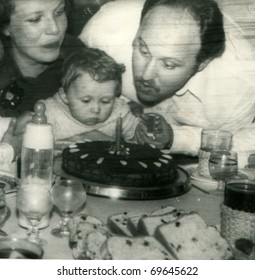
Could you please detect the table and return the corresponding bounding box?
[2,179,224,259]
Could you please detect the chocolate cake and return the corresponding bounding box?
[62,141,178,187]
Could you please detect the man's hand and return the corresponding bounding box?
[135,113,174,149]
[2,118,23,159]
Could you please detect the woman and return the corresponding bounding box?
[0,0,85,117]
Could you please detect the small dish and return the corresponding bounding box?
[187,166,250,194]
[190,168,219,193]
[0,207,10,227]
[0,174,19,195]
[0,237,43,259]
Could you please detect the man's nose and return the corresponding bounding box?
[142,58,157,81]
[45,17,60,35]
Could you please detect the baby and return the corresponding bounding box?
[42,47,173,149]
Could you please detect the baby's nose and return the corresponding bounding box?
[90,103,100,114]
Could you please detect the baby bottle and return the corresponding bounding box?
[19,101,54,229]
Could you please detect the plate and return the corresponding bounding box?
[0,207,10,227]
[53,159,191,200]
[0,237,43,259]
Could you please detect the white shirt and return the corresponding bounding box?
[80,0,255,167]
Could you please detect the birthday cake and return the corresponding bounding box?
[62,141,178,187]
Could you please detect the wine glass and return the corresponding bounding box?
[209,150,238,191]
[51,179,86,238]
[16,186,53,245]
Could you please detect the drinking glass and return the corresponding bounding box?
[51,179,86,238]
[209,150,238,190]
[197,129,233,178]
[16,186,53,245]
[221,179,255,247]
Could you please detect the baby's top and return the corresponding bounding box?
[42,92,140,142]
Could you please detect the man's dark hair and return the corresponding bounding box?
[141,0,225,64]
[61,47,125,97]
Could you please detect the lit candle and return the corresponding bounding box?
[116,116,122,152]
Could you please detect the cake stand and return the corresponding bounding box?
[53,158,191,200]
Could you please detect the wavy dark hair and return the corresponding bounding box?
[141,0,225,64]
[0,0,71,33]
[61,47,125,97]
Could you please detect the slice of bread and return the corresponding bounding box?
[155,213,234,260]
[127,214,146,235]
[138,209,184,236]
[150,205,176,216]
[127,205,177,236]
[101,236,175,260]
[107,211,136,236]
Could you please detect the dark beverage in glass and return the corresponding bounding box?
[224,180,255,213]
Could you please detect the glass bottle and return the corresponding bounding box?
[19,102,54,229]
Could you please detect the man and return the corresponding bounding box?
[80,0,255,167]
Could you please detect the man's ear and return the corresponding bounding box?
[59,87,69,104]
[197,59,211,72]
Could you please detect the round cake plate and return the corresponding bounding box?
[53,158,191,200]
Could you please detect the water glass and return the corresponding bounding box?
[197,129,232,178]
[209,150,238,182]
[200,129,233,151]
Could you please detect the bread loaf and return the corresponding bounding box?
[101,236,175,260]
[155,213,234,260]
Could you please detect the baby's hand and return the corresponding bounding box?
[135,113,174,149]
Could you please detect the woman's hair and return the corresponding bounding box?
[0,37,3,62]
[61,47,125,97]
[0,0,71,33]
[0,0,15,31]
[140,0,225,64]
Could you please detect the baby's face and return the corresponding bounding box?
[66,72,117,126]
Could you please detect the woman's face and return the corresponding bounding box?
[4,0,67,65]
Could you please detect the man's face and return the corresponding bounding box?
[65,72,117,126]
[132,6,202,105]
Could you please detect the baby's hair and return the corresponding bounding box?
[61,47,125,97]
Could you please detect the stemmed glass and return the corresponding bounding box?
[51,179,86,238]
[209,150,238,191]
[16,186,53,245]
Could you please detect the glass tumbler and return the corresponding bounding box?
[221,179,255,246]
[197,129,233,178]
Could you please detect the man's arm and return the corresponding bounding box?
[170,125,202,156]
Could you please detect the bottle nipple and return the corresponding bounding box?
[32,101,47,124]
